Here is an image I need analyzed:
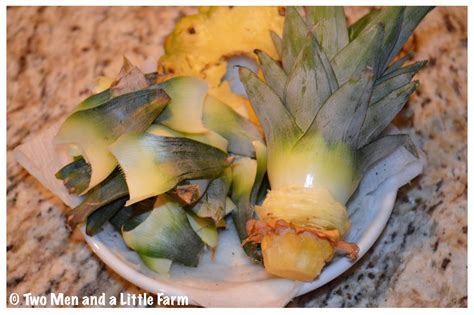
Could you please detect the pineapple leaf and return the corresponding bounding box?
[331,23,384,85]
[386,7,434,68]
[384,51,414,75]
[189,169,232,224]
[231,157,261,262]
[377,60,427,85]
[284,32,338,132]
[358,134,419,173]
[239,67,302,149]
[358,82,418,147]
[67,171,128,228]
[86,196,128,236]
[371,60,426,104]
[55,157,91,195]
[110,133,232,206]
[306,6,349,59]
[55,88,170,191]
[305,69,374,147]
[348,7,433,75]
[364,7,406,74]
[255,49,287,100]
[155,76,209,133]
[270,31,283,57]
[281,6,310,73]
[250,140,268,206]
[348,9,380,41]
[202,96,262,157]
[74,89,112,112]
[122,195,204,267]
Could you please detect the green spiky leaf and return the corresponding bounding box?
[55,88,169,191]
[202,96,262,157]
[370,60,425,105]
[376,60,427,86]
[239,67,302,150]
[306,6,349,59]
[122,195,203,267]
[331,23,384,85]
[359,82,418,147]
[55,157,91,195]
[386,7,434,68]
[285,32,338,131]
[67,171,128,228]
[348,9,380,41]
[189,168,232,223]
[110,133,232,206]
[86,196,128,236]
[281,6,310,73]
[155,76,209,133]
[367,7,405,73]
[384,51,414,75]
[308,69,374,147]
[270,31,283,57]
[255,49,287,100]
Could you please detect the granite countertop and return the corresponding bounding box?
[7,6,467,307]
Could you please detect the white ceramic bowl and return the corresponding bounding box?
[82,189,399,307]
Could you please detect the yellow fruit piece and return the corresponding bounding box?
[158,6,284,126]
[261,231,334,282]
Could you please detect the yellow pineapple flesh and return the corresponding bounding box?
[158,6,284,125]
[261,231,334,281]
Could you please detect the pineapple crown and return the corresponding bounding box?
[239,6,433,175]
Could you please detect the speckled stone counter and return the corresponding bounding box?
[7,7,467,307]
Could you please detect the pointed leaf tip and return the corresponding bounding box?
[255,49,287,101]
[331,22,384,85]
[282,6,311,72]
[304,67,374,147]
[284,31,339,131]
[270,31,283,57]
[239,66,302,149]
[306,6,349,59]
[359,81,418,147]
